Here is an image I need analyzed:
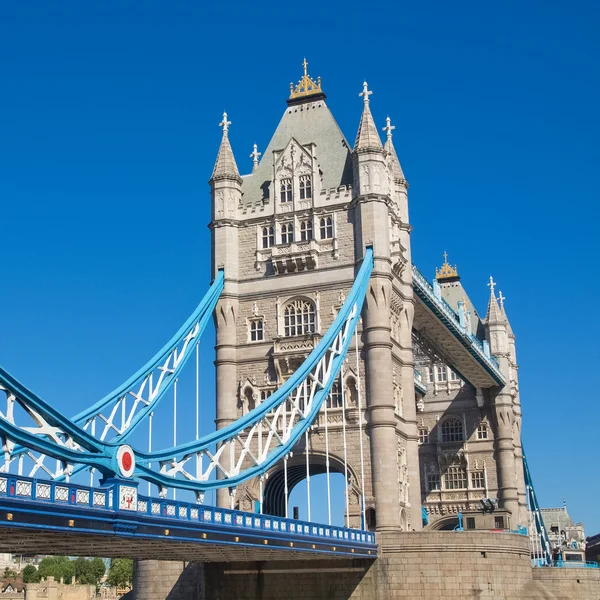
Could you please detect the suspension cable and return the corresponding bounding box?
[324,388,332,526]
[195,341,201,488]
[355,326,367,530]
[173,374,177,501]
[305,429,311,522]
[148,411,153,496]
[284,455,289,519]
[341,365,350,528]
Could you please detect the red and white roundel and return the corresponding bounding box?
[116,445,135,478]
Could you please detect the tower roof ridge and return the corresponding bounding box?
[211,112,241,181]
[354,81,383,152]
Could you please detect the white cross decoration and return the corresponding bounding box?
[382,116,395,140]
[498,291,506,310]
[359,81,372,104]
[488,276,496,294]
[219,112,231,133]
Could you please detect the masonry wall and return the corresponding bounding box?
[132,532,599,600]
[532,567,600,599]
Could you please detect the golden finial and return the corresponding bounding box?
[289,59,323,100]
[435,251,459,281]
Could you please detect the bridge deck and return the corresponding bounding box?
[0,477,376,561]
[412,266,504,388]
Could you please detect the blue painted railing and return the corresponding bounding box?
[0,473,376,547]
[554,560,599,569]
[411,265,505,385]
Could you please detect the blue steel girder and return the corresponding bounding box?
[0,271,224,480]
[0,475,377,561]
[411,265,505,388]
[132,249,374,493]
[0,250,373,494]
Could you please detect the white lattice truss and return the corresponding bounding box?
[0,319,203,480]
[136,303,358,495]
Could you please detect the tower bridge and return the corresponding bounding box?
[0,62,596,599]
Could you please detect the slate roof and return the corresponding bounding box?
[440,280,486,339]
[541,508,576,531]
[240,100,353,204]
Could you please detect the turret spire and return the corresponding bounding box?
[485,276,504,325]
[383,116,405,181]
[250,143,261,173]
[435,251,459,282]
[354,81,383,152]
[211,111,241,181]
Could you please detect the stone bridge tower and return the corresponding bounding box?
[209,62,421,531]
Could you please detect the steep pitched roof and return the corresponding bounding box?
[240,99,352,203]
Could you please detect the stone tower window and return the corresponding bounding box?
[280,178,292,203]
[249,319,264,342]
[299,175,312,200]
[444,466,467,490]
[262,226,275,249]
[319,216,333,239]
[428,368,434,384]
[449,369,459,381]
[283,300,315,337]
[441,416,464,443]
[477,422,488,440]
[418,428,429,444]
[436,365,448,382]
[471,471,485,489]
[280,222,294,244]
[327,381,343,408]
[300,219,313,241]
[426,473,441,491]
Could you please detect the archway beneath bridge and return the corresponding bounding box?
[260,451,364,528]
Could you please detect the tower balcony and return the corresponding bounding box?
[273,333,322,381]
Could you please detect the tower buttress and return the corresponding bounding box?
[353,83,420,532]
[210,112,242,507]
[484,278,520,522]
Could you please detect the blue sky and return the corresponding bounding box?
[1,1,599,532]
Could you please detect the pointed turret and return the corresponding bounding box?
[210,112,242,182]
[382,117,405,181]
[498,291,514,339]
[485,276,504,326]
[354,82,383,152]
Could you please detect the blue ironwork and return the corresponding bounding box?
[414,369,427,395]
[411,265,504,385]
[453,509,464,531]
[133,250,374,493]
[0,473,376,557]
[523,448,553,567]
[0,271,225,480]
[554,561,599,569]
[421,506,429,526]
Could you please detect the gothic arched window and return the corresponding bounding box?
[299,175,312,200]
[441,416,464,443]
[262,226,274,249]
[280,178,292,203]
[283,299,315,337]
[319,216,333,239]
[300,219,313,241]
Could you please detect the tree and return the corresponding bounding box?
[22,565,39,584]
[2,567,18,579]
[37,556,75,584]
[90,557,106,584]
[106,558,133,589]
